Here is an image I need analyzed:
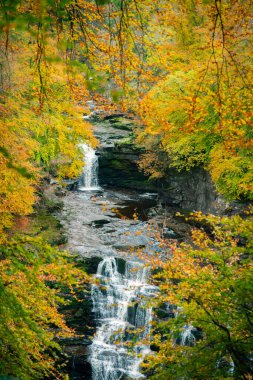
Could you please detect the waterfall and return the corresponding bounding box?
[78,143,99,191]
[179,325,196,346]
[89,257,153,380]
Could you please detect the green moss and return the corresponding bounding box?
[19,195,67,246]
[116,136,135,146]
[27,210,67,246]
[109,117,134,131]
[110,160,130,171]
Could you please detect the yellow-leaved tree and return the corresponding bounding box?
[135,0,253,200]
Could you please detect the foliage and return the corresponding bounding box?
[133,0,253,200]
[0,235,89,379]
[2,1,252,202]
[0,1,99,240]
[144,211,253,379]
[0,97,38,242]
[0,3,95,378]
[0,0,253,378]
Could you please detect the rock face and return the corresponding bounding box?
[93,115,157,191]
[159,167,221,214]
[60,257,103,380]
[98,144,157,192]
[94,116,224,214]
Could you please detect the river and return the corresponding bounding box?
[60,125,163,379]
[58,115,238,380]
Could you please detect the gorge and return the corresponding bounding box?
[1,2,252,379]
[59,116,209,380]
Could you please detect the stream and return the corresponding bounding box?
[60,139,161,379]
[59,118,194,379]
[57,114,239,379]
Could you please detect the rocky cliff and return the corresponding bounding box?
[94,115,227,214]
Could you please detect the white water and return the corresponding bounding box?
[179,325,196,346]
[89,257,153,380]
[78,143,100,191]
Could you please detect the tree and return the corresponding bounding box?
[0,0,253,378]
[144,211,253,379]
[0,2,94,377]
[134,0,253,200]
[0,0,99,239]
[0,235,89,379]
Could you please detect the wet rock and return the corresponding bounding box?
[90,219,111,228]
[103,113,125,120]
[97,350,118,358]
[64,178,79,191]
[77,257,103,275]
[74,308,84,318]
[115,257,126,275]
[159,167,218,213]
[65,351,92,380]
[156,308,175,319]
[64,345,89,355]
[98,133,222,213]
[127,303,138,326]
[154,303,178,320]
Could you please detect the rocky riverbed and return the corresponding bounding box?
[58,187,174,379]
[55,116,183,379]
[51,114,246,379]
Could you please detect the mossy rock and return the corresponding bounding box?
[76,256,103,275]
[110,159,130,171]
[108,117,134,131]
[29,211,66,246]
[115,136,135,146]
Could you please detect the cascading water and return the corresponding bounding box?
[78,143,99,191]
[179,325,196,346]
[89,257,154,380]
